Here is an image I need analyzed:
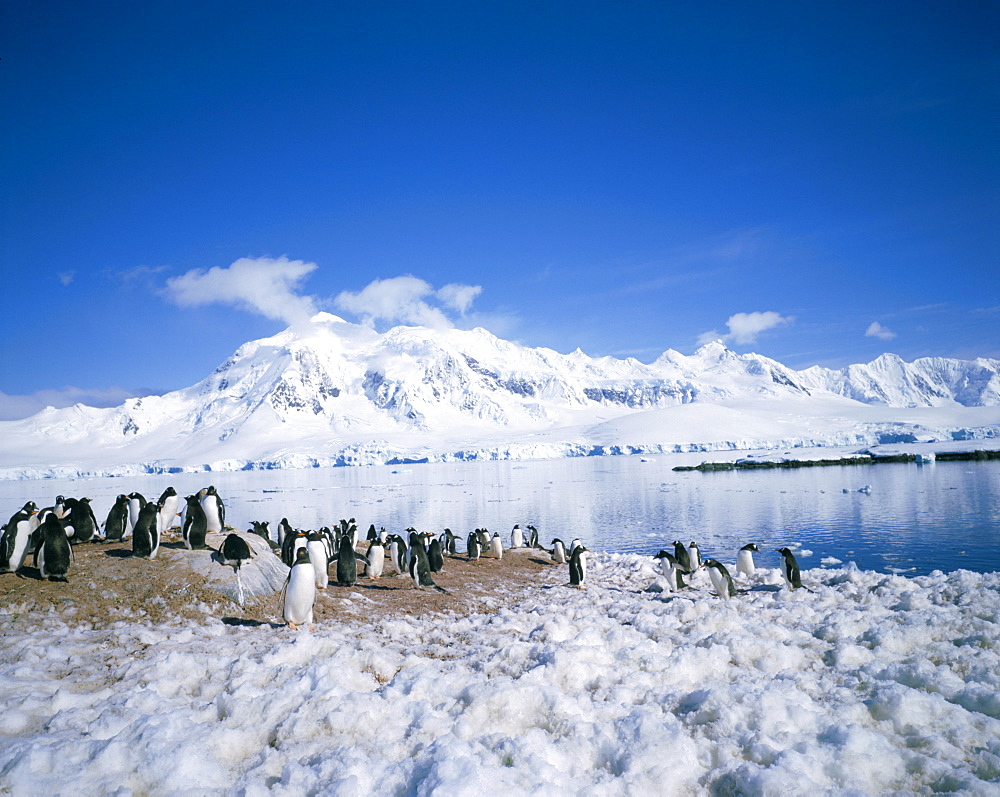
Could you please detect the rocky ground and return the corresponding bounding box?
[0,529,564,630]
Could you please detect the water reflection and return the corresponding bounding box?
[1,457,997,576]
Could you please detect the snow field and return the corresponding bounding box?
[0,554,998,794]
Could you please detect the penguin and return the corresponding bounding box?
[388,534,407,575]
[441,528,458,555]
[217,533,254,571]
[366,524,378,542]
[672,540,692,574]
[281,528,305,567]
[0,501,39,573]
[103,494,130,542]
[248,520,277,549]
[776,547,810,591]
[34,513,73,582]
[277,517,293,548]
[736,543,760,577]
[687,541,702,570]
[64,497,99,544]
[428,537,445,573]
[52,495,70,520]
[282,547,316,630]
[307,531,330,589]
[704,558,737,599]
[157,487,180,536]
[476,529,491,550]
[568,544,588,587]
[126,492,146,539]
[200,486,225,533]
[131,501,161,559]
[490,532,504,560]
[550,538,567,564]
[408,531,449,593]
[510,524,523,549]
[365,539,385,578]
[332,535,367,587]
[654,550,687,592]
[570,537,583,556]
[182,495,209,550]
[466,531,480,562]
[527,525,541,549]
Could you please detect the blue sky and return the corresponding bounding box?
[1,1,997,420]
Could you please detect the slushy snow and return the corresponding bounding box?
[1,554,998,793]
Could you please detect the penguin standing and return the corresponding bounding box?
[157,487,180,537]
[103,495,130,542]
[441,528,458,555]
[466,531,480,562]
[408,531,449,593]
[776,547,809,591]
[131,501,161,559]
[182,495,209,550]
[490,532,504,560]
[307,531,330,589]
[126,492,146,540]
[527,525,541,549]
[704,558,737,599]
[282,548,317,630]
[333,536,367,587]
[568,544,588,587]
[672,540,692,574]
[510,525,523,549]
[200,486,225,533]
[736,543,760,577]
[34,514,73,582]
[64,497,99,544]
[277,517,293,548]
[0,502,39,573]
[550,538,567,564]
[687,541,702,570]
[365,539,385,578]
[387,534,407,575]
[654,550,687,592]
[427,537,445,573]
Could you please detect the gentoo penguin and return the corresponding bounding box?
[490,532,504,560]
[34,514,73,582]
[282,548,316,630]
[527,525,541,549]
[408,531,449,593]
[200,486,225,533]
[568,544,588,587]
[476,529,491,550]
[428,537,445,573]
[510,524,523,549]
[218,533,254,571]
[687,541,702,570]
[281,528,304,567]
[776,547,809,591]
[365,539,385,578]
[131,501,161,559]
[704,558,737,599]
[333,536,367,587]
[307,531,330,589]
[467,531,480,562]
[672,540,692,574]
[0,502,39,573]
[64,497,99,544]
[366,524,378,542]
[126,492,146,539]
[387,534,407,575]
[157,487,180,536]
[441,528,458,555]
[654,550,687,592]
[182,495,209,550]
[736,543,760,577]
[103,495,130,542]
[550,538,567,564]
[248,520,276,548]
[277,517,293,548]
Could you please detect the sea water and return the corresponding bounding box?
[1,455,997,576]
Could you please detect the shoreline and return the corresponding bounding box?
[673,447,1000,472]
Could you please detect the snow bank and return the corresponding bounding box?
[1,554,998,793]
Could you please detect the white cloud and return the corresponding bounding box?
[700,311,794,347]
[335,276,482,330]
[163,256,318,325]
[58,271,74,286]
[865,321,897,340]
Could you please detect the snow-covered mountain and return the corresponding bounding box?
[2,313,999,478]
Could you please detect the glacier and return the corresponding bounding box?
[1,312,998,480]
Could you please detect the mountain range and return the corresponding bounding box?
[2,312,998,479]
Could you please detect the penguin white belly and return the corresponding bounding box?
[736,550,755,577]
[11,525,31,570]
[202,497,223,533]
[284,566,316,627]
[368,546,385,578]
[158,496,179,535]
[511,528,523,548]
[490,537,503,560]
[708,567,728,598]
[127,500,142,536]
[307,540,329,589]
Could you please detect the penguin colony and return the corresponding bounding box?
[2,490,813,627]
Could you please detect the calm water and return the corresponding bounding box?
[2,456,998,576]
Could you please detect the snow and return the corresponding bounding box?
[1,554,998,793]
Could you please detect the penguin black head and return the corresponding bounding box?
[741,543,760,552]
[294,547,311,565]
